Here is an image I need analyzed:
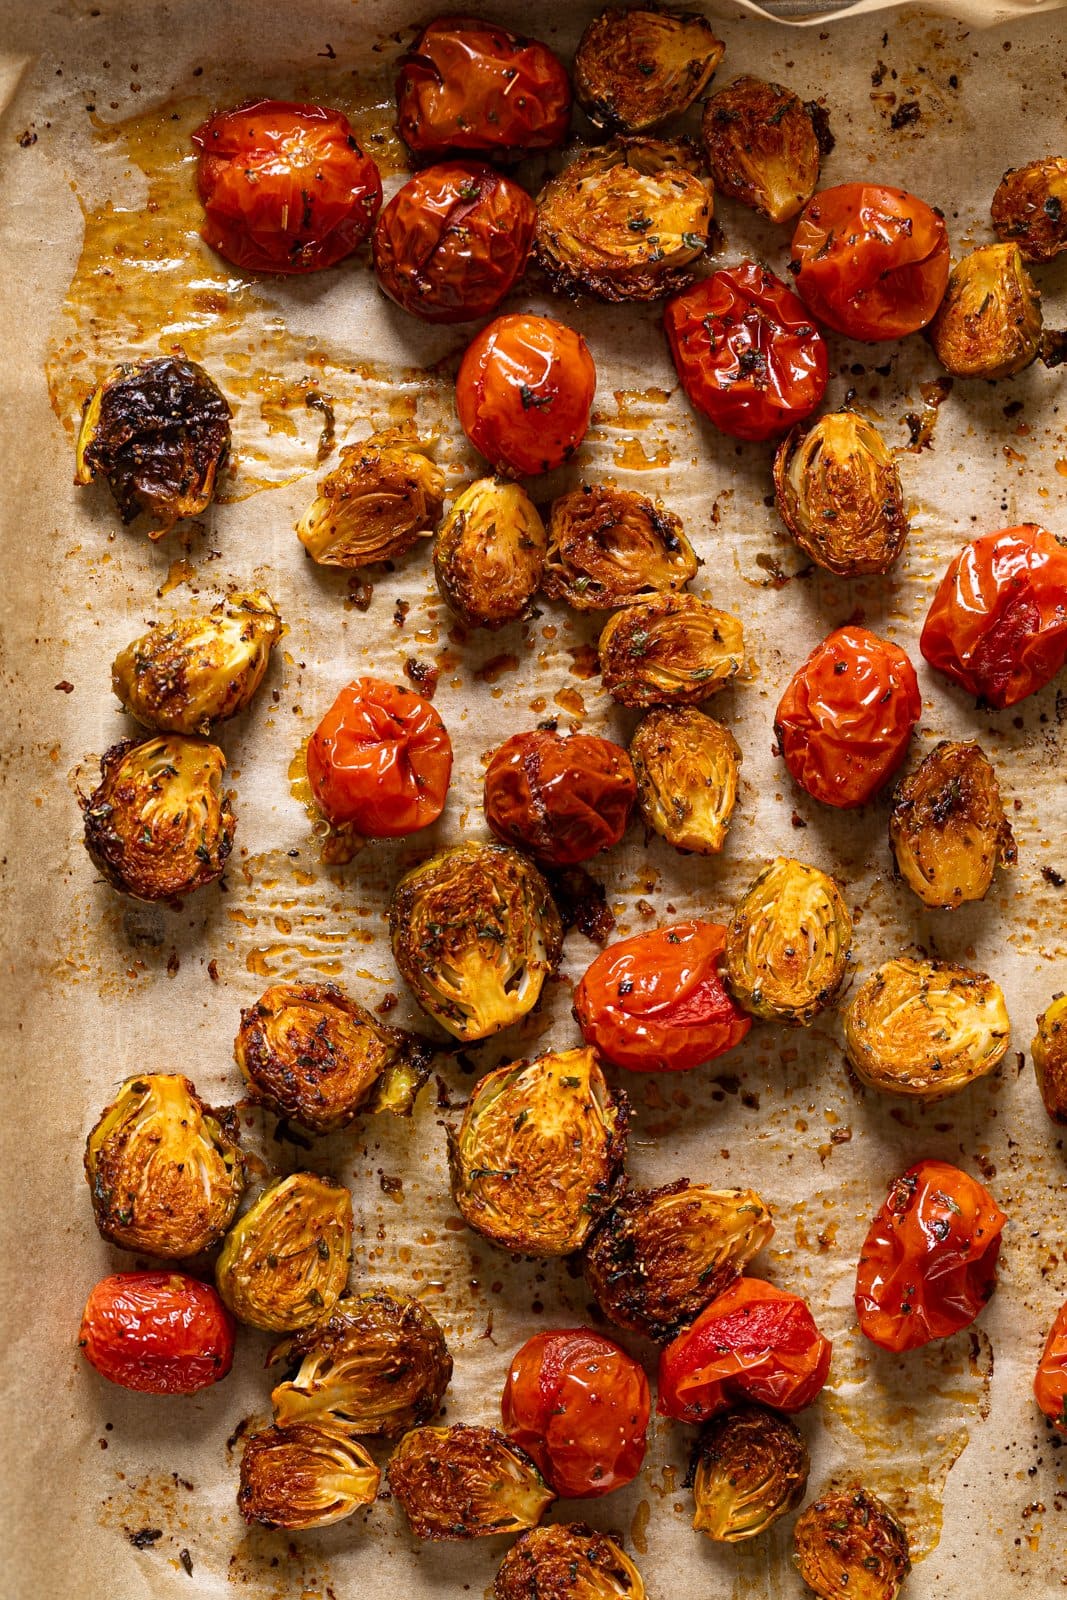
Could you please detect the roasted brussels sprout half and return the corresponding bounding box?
[889,740,1015,909]
[434,478,547,629]
[81,734,235,903]
[794,1487,911,1600]
[85,1073,244,1259]
[111,590,282,735]
[215,1172,353,1332]
[238,1422,379,1530]
[449,1046,628,1256]
[629,706,741,854]
[544,485,698,610]
[296,429,445,568]
[991,156,1067,262]
[702,77,822,225]
[723,857,852,1026]
[690,1405,809,1542]
[387,1423,555,1541]
[270,1290,453,1437]
[773,413,908,578]
[584,1181,773,1342]
[75,356,231,537]
[574,8,724,134]
[495,1522,648,1599]
[599,594,745,708]
[928,243,1047,380]
[843,956,1010,1099]
[1033,994,1067,1124]
[389,842,563,1042]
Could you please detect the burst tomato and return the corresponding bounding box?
[1035,1302,1067,1428]
[456,313,596,477]
[78,1272,236,1394]
[306,677,453,836]
[483,729,636,867]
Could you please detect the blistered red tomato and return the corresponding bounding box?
[854,1159,1006,1353]
[501,1328,650,1498]
[664,262,828,443]
[483,730,636,867]
[306,678,453,836]
[192,100,382,275]
[78,1272,236,1394]
[456,313,597,477]
[1035,1302,1067,1428]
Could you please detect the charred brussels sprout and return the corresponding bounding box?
[844,956,1010,1100]
[75,356,231,537]
[296,429,445,568]
[1032,995,1067,1124]
[690,1405,809,1542]
[702,77,823,225]
[574,8,724,134]
[629,706,741,854]
[81,734,235,903]
[889,740,1015,909]
[388,1424,555,1541]
[215,1172,353,1332]
[389,842,563,1042]
[794,1487,911,1600]
[773,413,908,578]
[724,858,852,1026]
[434,478,546,629]
[449,1046,628,1256]
[85,1073,244,1258]
[991,157,1067,262]
[495,1522,648,1599]
[238,1422,379,1529]
[599,594,745,708]
[929,243,1049,380]
[544,485,698,610]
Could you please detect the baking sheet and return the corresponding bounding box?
[1,1,1066,1595]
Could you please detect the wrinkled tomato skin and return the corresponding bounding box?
[574,920,751,1074]
[774,625,921,809]
[919,525,1067,709]
[501,1328,650,1498]
[307,677,453,836]
[791,182,950,341]
[854,1159,1006,1353]
[456,313,597,477]
[664,262,828,443]
[192,100,382,275]
[78,1272,236,1395]
[483,730,636,867]
[658,1277,832,1423]
[1035,1303,1067,1428]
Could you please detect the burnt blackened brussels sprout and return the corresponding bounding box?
[794,1487,911,1600]
[495,1522,648,1600]
[928,243,1053,379]
[215,1173,353,1332]
[702,77,824,225]
[85,1073,244,1258]
[1032,995,1067,1124]
[574,8,724,134]
[388,1423,555,1541]
[599,594,745,708]
[629,706,741,854]
[296,429,445,568]
[238,1422,379,1530]
[544,485,698,611]
[724,858,852,1026]
[991,157,1067,262]
[434,479,547,629]
[773,413,908,578]
[889,740,1016,909]
[449,1046,628,1256]
[690,1405,809,1542]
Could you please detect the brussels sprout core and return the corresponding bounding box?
[387,1424,555,1541]
[215,1172,353,1332]
[690,1405,809,1542]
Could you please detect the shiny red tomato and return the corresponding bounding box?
[854,1159,1006,1353]
[456,313,596,477]
[192,100,382,274]
[574,920,751,1074]
[1035,1302,1067,1428]
[306,677,453,836]
[774,624,921,809]
[664,262,828,443]
[483,730,636,867]
[79,1272,236,1394]
[501,1328,650,1498]
[658,1277,832,1422]
[791,182,950,341]
[919,524,1067,709]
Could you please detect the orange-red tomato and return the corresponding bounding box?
[855,1160,1006,1352]
[306,678,453,836]
[1035,1302,1067,1428]
[501,1328,650,1498]
[658,1277,832,1422]
[791,182,950,341]
[774,624,921,809]
[483,730,636,867]
[456,313,596,477]
[574,920,751,1074]
[192,100,382,275]
[78,1272,236,1394]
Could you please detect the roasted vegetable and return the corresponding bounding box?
[457,312,597,477]
[496,1523,646,1599]
[599,594,745,707]
[434,478,546,629]
[483,729,636,867]
[296,429,445,568]
[929,243,1047,379]
[238,1422,379,1529]
[773,412,908,577]
[215,1173,352,1332]
[702,77,822,224]
[991,156,1067,262]
[630,707,741,854]
[889,740,1015,909]
[544,485,698,610]
[1033,994,1067,1124]
[794,1487,911,1600]
[690,1405,809,1542]
[78,1271,235,1395]
[387,1423,555,1541]
[574,8,724,134]
[723,857,852,1026]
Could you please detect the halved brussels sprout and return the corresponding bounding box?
[387,1424,555,1541]
[85,1073,244,1258]
[991,156,1067,262]
[449,1046,628,1256]
[111,590,282,735]
[1033,994,1067,1124]
[889,740,1016,909]
[723,857,852,1026]
[81,735,235,903]
[544,485,698,611]
[495,1522,648,1600]
[389,842,563,1043]
[929,243,1045,379]
[215,1172,353,1332]
[702,77,822,224]
[773,413,908,578]
[629,706,741,854]
[690,1405,809,1542]
[75,356,231,537]
[296,428,445,568]
[574,8,724,134]
[794,1487,911,1600]
[238,1422,379,1530]
[270,1291,453,1437]
[599,594,745,708]
[534,140,713,302]
[434,478,547,629]
[843,956,1010,1099]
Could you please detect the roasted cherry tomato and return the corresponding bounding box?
[78,1272,236,1394]
[919,524,1067,709]
[396,17,571,161]
[1035,1302,1067,1428]
[456,313,597,477]
[664,262,828,443]
[854,1159,1006,1353]
[306,677,453,836]
[501,1328,650,1498]
[658,1277,832,1423]
[192,100,382,275]
[483,729,636,867]
[774,625,921,809]
[791,182,950,341]
[574,920,752,1074]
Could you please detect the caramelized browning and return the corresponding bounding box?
[544,484,698,609]
[599,593,745,707]
[889,740,1015,908]
[702,77,822,224]
[630,706,741,854]
[387,1424,554,1540]
[296,428,445,567]
[724,857,852,1025]
[434,477,546,629]
[574,8,724,133]
[774,412,908,576]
